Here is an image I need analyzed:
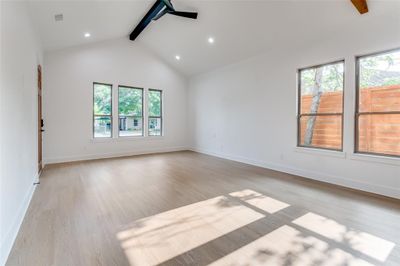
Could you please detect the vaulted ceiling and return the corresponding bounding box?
[27,0,400,76]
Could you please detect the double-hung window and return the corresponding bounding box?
[148,89,162,136]
[356,49,400,157]
[118,86,143,137]
[93,83,112,138]
[93,85,162,138]
[298,61,345,150]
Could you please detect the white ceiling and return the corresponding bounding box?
[27,0,400,76]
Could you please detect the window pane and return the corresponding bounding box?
[299,115,342,150]
[119,87,143,116]
[94,116,112,138]
[300,62,344,114]
[148,90,161,116]
[149,118,162,136]
[119,117,143,137]
[94,84,112,115]
[357,114,400,156]
[359,50,400,112]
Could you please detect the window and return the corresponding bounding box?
[92,84,164,139]
[93,83,112,138]
[356,49,400,157]
[148,89,162,136]
[298,61,344,150]
[118,86,143,137]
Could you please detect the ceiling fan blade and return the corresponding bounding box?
[169,11,198,19]
[130,0,165,41]
[161,0,174,11]
[152,7,169,21]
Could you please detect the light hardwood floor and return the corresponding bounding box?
[6,151,400,266]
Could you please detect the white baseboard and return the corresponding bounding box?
[190,147,400,200]
[0,173,38,266]
[44,146,189,165]
[1,148,396,265]
[1,147,187,263]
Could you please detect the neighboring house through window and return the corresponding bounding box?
[118,86,144,137]
[148,89,162,136]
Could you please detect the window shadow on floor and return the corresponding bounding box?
[116,189,396,266]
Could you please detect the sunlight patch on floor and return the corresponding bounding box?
[117,195,265,266]
[292,212,395,262]
[208,225,373,266]
[229,189,290,214]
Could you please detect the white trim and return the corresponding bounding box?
[190,147,400,200]
[44,146,188,164]
[294,147,346,159]
[349,153,400,166]
[90,135,165,143]
[116,86,145,138]
[144,87,149,137]
[0,174,38,266]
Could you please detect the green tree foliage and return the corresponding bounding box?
[360,52,400,88]
[148,90,161,116]
[301,63,343,95]
[94,84,111,115]
[119,87,142,116]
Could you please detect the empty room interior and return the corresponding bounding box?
[1,0,400,265]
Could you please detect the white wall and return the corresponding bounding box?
[188,10,400,199]
[43,38,188,163]
[0,1,43,264]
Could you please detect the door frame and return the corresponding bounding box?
[38,65,43,173]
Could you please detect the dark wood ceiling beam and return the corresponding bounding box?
[351,0,369,14]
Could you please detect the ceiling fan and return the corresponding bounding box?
[130,0,198,41]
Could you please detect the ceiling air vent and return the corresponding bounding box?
[54,14,63,22]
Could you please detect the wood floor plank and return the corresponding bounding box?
[6,151,400,266]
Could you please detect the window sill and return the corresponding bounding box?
[294,146,346,158]
[91,137,116,143]
[349,153,400,166]
[91,136,164,143]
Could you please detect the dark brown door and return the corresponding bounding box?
[38,65,43,173]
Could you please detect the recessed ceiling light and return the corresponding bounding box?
[175,55,181,60]
[84,32,91,38]
[208,37,214,44]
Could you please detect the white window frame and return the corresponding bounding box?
[117,85,144,138]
